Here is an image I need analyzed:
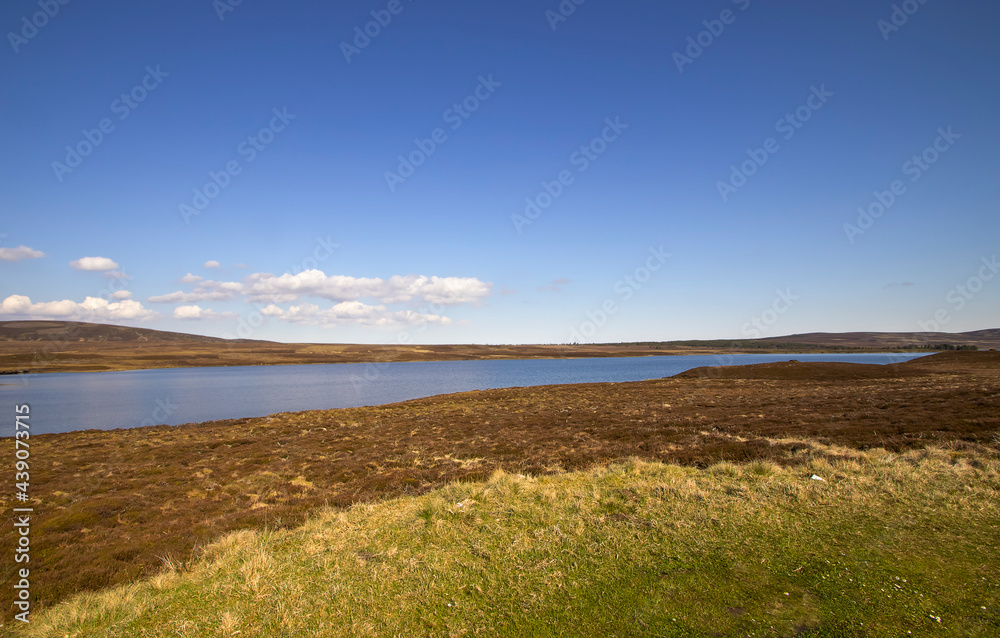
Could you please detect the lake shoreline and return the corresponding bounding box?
[4,350,997,625]
[5,352,932,434]
[0,342,935,376]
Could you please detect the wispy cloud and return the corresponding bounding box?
[0,245,45,262]
[173,304,238,320]
[259,301,452,328]
[242,271,492,305]
[147,283,241,304]
[538,278,570,293]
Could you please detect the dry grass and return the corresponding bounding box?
[0,353,1000,618]
[12,445,1000,636]
[1,352,999,625]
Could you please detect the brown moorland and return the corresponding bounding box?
[0,338,682,374]
[1,350,999,623]
[2,320,998,374]
[673,359,935,381]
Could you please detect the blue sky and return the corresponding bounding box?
[1,0,998,344]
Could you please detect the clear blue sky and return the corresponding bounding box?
[2,0,998,344]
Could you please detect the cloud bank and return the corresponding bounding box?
[146,269,491,326]
[0,294,157,321]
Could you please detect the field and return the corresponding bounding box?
[1,351,999,635]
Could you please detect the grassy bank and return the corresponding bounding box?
[16,444,1000,637]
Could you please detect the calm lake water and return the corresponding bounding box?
[2,353,929,435]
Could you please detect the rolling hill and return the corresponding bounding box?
[0,320,261,344]
[760,329,1000,349]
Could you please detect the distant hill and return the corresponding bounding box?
[0,321,264,344]
[760,330,1000,350]
[2,321,997,350]
[629,329,1000,351]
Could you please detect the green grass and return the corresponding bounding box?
[12,443,1000,637]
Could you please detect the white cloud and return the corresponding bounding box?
[173,304,236,321]
[147,283,237,304]
[146,269,489,328]
[0,295,31,314]
[260,301,452,328]
[259,304,285,317]
[0,294,157,321]
[150,270,490,309]
[0,245,45,262]
[70,256,120,272]
[243,271,492,305]
[204,260,221,268]
[110,290,132,300]
[174,305,203,320]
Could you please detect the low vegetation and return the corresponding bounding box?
[18,445,1000,637]
[2,351,998,635]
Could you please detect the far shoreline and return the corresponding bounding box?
[1,321,992,375]
[0,345,935,376]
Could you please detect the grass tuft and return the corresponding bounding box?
[12,444,1000,637]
